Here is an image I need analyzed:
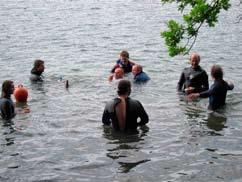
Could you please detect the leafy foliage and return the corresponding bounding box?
[161,0,231,57]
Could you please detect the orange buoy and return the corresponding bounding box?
[14,85,28,103]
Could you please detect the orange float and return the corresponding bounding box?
[14,85,28,103]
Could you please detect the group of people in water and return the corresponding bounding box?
[0,51,234,132]
[102,51,234,131]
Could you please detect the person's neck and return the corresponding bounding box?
[118,94,129,99]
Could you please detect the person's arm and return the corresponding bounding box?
[137,102,149,126]
[227,81,234,90]
[111,64,119,73]
[177,71,185,91]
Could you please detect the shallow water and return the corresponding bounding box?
[0,0,242,181]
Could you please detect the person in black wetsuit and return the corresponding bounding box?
[188,65,234,110]
[110,50,135,74]
[30,59,45,82]
[177,53,209,94]
[102,80,149,131]
[0,80,16,120]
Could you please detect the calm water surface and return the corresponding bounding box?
[0,0,242,181]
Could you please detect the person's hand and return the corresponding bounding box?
[108,75,114,82]
[22,107,30,113]
[188,93,200,101]
[185,87,195,94]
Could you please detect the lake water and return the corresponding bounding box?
[0,0,242,181]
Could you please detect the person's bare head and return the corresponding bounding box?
[114,68,124,79]
[1,80,14,98]
[117,80,131,96]
[120,50,129,65]
[211,64,223,80]
[190,53,200,69]
[33,59,45,72]
[132,64,142,76]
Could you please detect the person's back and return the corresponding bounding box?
[102,97,149,131]
[102,80,149,131]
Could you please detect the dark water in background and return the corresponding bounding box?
[0,0,242,181]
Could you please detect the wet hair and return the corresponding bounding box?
[211,64,223,79]
[1,80,13,98]
[117,80,131,95]
[120,50,129,59]
[33,59,44,69]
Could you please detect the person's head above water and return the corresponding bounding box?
[211,64,223,80]
[189,53,200,69]
[1,80,14,98]
[32,59,45,74]
[120,50,130,65]
[117,80,131,96]
[132,64,142,76]
[114,68,124,79]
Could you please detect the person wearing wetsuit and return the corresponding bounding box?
[178,53,209,94]
[188,65,234,110]
[0,80,15,120]
[132,64,150,83]
[111,50,135,74]
[30,59,45,82]
[102,80,149,131]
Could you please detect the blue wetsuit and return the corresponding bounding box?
[199,79,234,110]
[134,71,150,83]
[102,97,149,131]
[111,59,134,73]
[178,66,209,93]
[0,97,15,120]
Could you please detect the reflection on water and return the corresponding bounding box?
[103,126,150,173]
[205,112,227,131]
[1,120,16,147]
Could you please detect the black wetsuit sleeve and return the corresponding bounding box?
[177,71,185,91]
[227,82,234,90]
[199,85,215,98]
[137,102,149,126]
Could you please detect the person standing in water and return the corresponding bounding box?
[102,80,149,131]
[0,80,16,120]
[188,65,234,110]
[177,53,209,94]
[30,59,45,82]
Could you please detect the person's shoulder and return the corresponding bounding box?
[198,66,207,73]
[128,97,142,105]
